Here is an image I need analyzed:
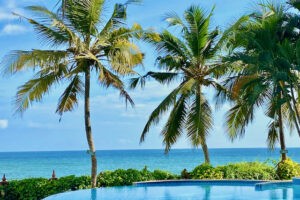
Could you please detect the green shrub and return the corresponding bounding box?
[152,170,177,180]
[97,167,177,187]
[190,164,223,179]
[140,166,155,180]
[0,161,291,200]
[0,168,178,200]
[98,169,146,186]
[216,162,276,180]
[0,176,91,200]
[276,158,300,180]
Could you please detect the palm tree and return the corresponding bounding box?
[2,0,143,187]
[131,5,226,164]
[223,3,300,161]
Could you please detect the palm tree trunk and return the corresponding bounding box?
[85,66,97,188]
[201,142,210,164]
[278,103,287,161]
[198,85,210,164]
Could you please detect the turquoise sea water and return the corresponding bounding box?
[0,148,299,180]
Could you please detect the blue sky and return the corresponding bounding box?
[0,0,299,152]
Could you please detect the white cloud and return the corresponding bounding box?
[0,0,29,36]
[0,12,18,21]
[1,24,28,35]
[0,120,8,129]
[0,0,22,21]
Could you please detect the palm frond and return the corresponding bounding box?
[161,94,188,152]
[13,12,69,47]
[150,30,191,59]
[99,65,123,88]
[25,6,80,45]
[178,78,196,95]
[106,39,143,74]
[186,92,212,147]
[95,3,129,43]
[56,75,83,117]
[129,71,179,89]
[183,5,212,57]
[155,55,186,71]
[64,0,105,36]
[99,65,134,107]
[226,102,254,141]
[164,11,187,29]
[14,71,61,114]
[2,50,68,74]
[140,86,180,142]
[267,120,279,150]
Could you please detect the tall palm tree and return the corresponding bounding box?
[223,3,300,161]
[2,0,143,187]
[131,5,226,164]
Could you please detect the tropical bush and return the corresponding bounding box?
[1,160,300,199]
[190,164,223,179]
[98,167,178,187]
[216,162,276,180]
[98,169,142,187]
[189,162,277,180]
[276,158,300,180]
[0,168,177,200]
[0,176,91,200]
[152,170,177,180]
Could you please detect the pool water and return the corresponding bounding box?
[45,182,300,200]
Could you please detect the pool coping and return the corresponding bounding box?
[134,179,267,185]
[134,179,294,189]
[44,179,298,199]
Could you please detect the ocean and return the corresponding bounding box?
[0,148,299,180]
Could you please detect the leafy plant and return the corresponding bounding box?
[0,161,296,200]
[191,163,223,179]
[0,176,91,200]
[152,170,177,180]
[97,167,177,187]
[216,162,276,180]
[276,158,300,180]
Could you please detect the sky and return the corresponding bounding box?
[0,0,299,152]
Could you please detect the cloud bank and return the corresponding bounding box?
[1,24,27,35]
[0,119,8,129]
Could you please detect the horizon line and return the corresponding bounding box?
[1,147,300,153]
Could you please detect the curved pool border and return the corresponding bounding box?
[134,179,267,186]
[134,179,295,191]
[44,178,299,199]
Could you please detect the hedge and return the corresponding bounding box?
[0,167,177,200]
[1,160,300,200]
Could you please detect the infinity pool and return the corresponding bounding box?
[45,180,300,200]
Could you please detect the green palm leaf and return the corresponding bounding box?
[56,75,84,117]
[162,94,188,152]
[140,86,181,142]
[2,50,67,74]
[186,92,212,147]
[15,71,61,114]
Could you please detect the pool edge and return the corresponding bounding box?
[134,179,267,186]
